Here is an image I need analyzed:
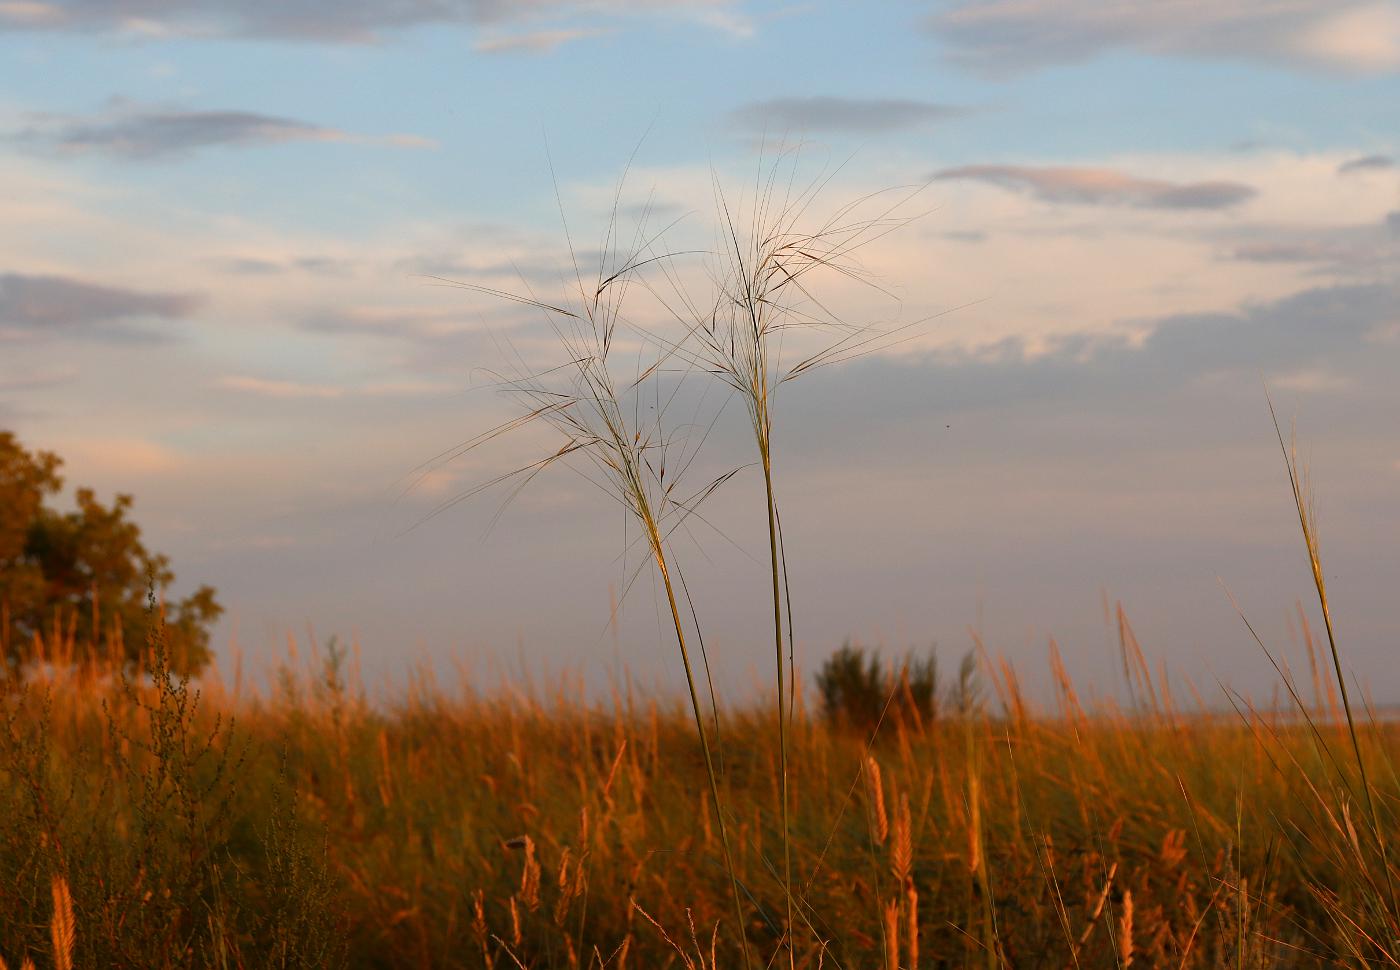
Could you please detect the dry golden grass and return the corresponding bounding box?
[3,610,1399,968]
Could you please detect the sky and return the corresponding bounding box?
[1,0,1398,705]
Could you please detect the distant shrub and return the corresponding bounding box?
[815,642,980,731]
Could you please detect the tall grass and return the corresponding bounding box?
[3,614,1398,967]
[416,174,755,966]
[673,156,926,965]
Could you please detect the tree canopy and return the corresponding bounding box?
[0,431,220,674]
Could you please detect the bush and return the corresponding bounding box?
[815,641,980,731]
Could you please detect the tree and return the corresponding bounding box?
[0,431,221,674]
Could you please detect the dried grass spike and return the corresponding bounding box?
[1118,889,1134,967]
[883,899,900,970]
[891,793,913,886]
[50,875,74,970]
[866,756,889,844]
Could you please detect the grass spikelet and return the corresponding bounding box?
[890,793,912,887]
[49,875,73,970]
[866,755,889,844]
[967,772,982,876]
[472,888,490,966]
[882,899,899,970]
[905,879,920,970]
[1118,889,1134,968]
[520,836,541,911]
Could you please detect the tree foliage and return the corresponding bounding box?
[0,431,220,674]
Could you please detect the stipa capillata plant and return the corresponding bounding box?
[641,146,935,961]
[414,178,756,968]
[420,149,935,965]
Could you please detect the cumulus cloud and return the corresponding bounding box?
[934,164,1257,210]
[927,0,1400,76]
[729,96,963,134]
[782,283,1399,450]
[0,272,198,340]
[0,0,748,43]
[1338,153,1395,174]
[13,101,435,159]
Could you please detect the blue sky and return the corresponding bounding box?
[2,0,1398,703]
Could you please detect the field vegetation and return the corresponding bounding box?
[1,605,1397,968]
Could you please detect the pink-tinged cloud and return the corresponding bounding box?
[0,0,749,42]
[14,102,435,159]
[0,271,199,340]
[934,164,1257,210]
[474,26,611,54]
[1338,154,1395,174]
[219,375,453,399]
[220,376,346,400]
[929,0,1400,76]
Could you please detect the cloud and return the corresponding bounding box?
[934,164,1257,210]
[927,0,1400,76]
[1338,153,1396,174]
[473,26,610,54]
[0,0,749,43]
[1271,367,1351,392]
[218,375,453,399]
[301,305,481,339]
[52,436,182,476]
[729,96,963,134]
[1226,216,1399,277]
[781,282,1399,448]
[214,255,359,276]
[14,102,435,159]
[0,272,198,340]
[219,376,345,399]
[0,366,76,391]
[1231,240,1352,263]
[0,2,62,25]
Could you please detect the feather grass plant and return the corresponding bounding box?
[417,175,755,967]
[647,147,932,962]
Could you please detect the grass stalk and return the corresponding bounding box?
[761,440,796,967]
[1267,394,1399,927]
[645,516,754,970]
